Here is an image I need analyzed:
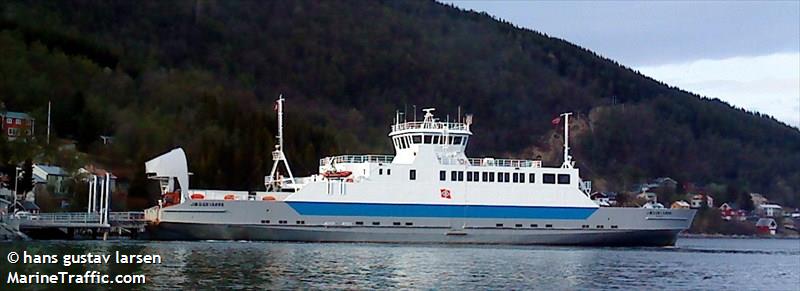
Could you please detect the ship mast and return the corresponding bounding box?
[267,95,296,191]
[561,112,574,169]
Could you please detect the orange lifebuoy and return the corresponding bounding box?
[262,196,276,201]
[224,194,236,200]
[190,193,205,200]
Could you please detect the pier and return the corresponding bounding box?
[15,211,146,239]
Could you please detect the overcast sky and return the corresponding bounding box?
[443,1,800,128]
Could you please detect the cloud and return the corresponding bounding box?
[637,53,800,128]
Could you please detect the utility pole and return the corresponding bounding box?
[46,101,51,145]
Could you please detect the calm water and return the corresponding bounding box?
[1,238,799,290]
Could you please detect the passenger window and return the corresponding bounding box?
[482,172,488,182]
[440,170,446,181]
[543,174,556,184]
[512,173,519,183]
[409,169,416,180]
[466,172,473,182]
[558,174,570,184]
[379,169,383,175]
[387,169,391,175]
[489,172,495,182]
[519,173,525,183]
[458,171,464,181]
[529,173,535,183]
[451,171,457,181]
[424,135,432,144]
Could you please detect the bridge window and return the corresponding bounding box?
[412,135,422,144]
[440,170,446,181]
[453,136,463,145]
[557,174,570,184]
[423,135,432,144]
[462,137,468,145]
[433,135,440,144]
[529,173,536,183]
[409,169,416,180]
[543,174,556,184]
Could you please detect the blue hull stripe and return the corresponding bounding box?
[287,202,597,220]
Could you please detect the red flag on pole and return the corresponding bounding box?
[551,116,561,126]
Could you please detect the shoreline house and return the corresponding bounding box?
[671,200,690,209]
[719,202,747,221]
[757,204,782,218]
[755,218,778,235]
[1,111,35,140]
[749,193,769,208]
[590,192,617,206]
[690,194,714,209]
[32,164,70,209]
[637,192,658,203]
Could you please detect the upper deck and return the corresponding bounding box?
[320,154,542,168]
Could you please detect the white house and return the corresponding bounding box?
[32,164,69,195]
[690,194,714,208]
[758,204,782,218]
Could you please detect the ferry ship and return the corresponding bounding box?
[143,98,696,246]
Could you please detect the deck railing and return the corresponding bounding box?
[466,158,542,168]
[391,121,469,132]
[320,155,395,166]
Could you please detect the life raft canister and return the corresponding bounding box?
[262,196,276,201]
[190,193,205,200]
[224,194,236,200]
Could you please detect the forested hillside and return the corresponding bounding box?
[1,0,798,208]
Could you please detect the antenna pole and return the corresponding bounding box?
[267,95,296,191]
[278,95,284,151]
[561,112,573,168]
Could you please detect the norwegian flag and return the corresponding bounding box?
[440,188,452,199]
[551,116,561,126]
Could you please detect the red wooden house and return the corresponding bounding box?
[1,111,35,140]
